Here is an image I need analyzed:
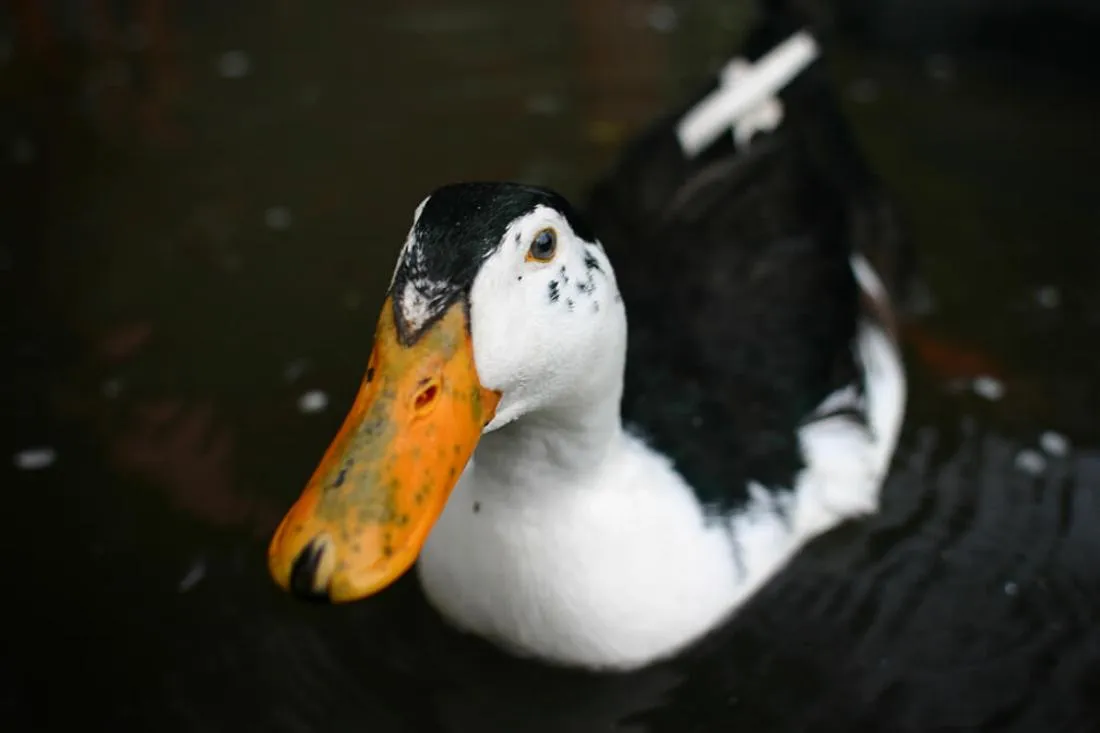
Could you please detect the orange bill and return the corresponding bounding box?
[267,297,500,602]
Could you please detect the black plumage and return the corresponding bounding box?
[581,16,911,510]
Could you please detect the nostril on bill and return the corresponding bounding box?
[289,537,334,601]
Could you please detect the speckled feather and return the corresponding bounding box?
[392,183,598,344]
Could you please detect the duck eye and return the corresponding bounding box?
[526,228,557,262]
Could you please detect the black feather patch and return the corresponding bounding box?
[583,250,603,273]
[391,182,597,344]
[577,28,896,512]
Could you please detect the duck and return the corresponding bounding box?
[266,13,912,672]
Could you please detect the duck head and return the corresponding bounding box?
[267,182,626,602]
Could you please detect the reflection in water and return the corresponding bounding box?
[9,0,185,148]
[4,0,1100,730]
[52,317,284,537]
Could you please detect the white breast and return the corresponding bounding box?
[418,432,744,670]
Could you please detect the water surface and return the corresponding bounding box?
[3,1,1100,730]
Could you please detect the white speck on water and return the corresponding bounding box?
[298,390,329,414]
[647,3,678,33]
[283,358,310,383]
[102,378,124,399]
[264,206,293,231]
[525,92,562,116]
[218,50,251,79]
[14,447,57,471]
[1039,430,1070,457]
[1035,286,1061,309]
[926,54,955,83]
[1003,581,1019,596]
[178,559,206,592]
[12,137,35,164]
[972,375,1004,401]
[1015,449,1046,476]
[847,78,879,104]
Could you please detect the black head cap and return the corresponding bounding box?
[390,182,597,344]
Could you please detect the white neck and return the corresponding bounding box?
[473,382,624,490]
[470,272,630,493]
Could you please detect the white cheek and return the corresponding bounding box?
[470,248,620,429]
[470,259,558,402]
[468,255,531,390]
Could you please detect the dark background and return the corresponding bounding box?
[3,1,1100,731]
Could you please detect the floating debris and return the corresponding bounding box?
[1035,286,1061,309]
[218,50,252,79]
[264,206,293,231]
[14,447,57,471]
[298,390,329,414]
[178,559,207,592]
[972,375,1005,401]
[1014,449,1046,476]
[1039,431,1070,458]
[283,358,310,384]
[1003,581,1019,597]
[647,3,678,33]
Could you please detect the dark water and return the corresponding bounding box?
[4,1,1100,731]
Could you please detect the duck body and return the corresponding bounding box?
[418,318,902,670]
[268,16,911,671]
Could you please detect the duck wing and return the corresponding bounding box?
[582,17,911,512]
